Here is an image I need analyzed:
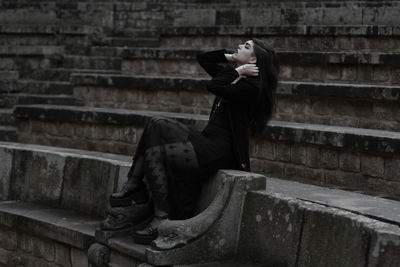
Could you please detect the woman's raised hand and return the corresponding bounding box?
[235,64,259,77]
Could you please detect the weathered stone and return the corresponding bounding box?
[9,149,65,207]
[71,247,89,267]
[0,147,13,200]
[32,236,55,262]
[237,192,302,266]
[61,156,118,218]
[55,242,72,267]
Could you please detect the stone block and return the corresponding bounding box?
[296,203,370,267]
[71,247,89,267]
[237,192,302,266]
[0,147,13,200]
[9,150,65,207]
[61,156,118,218]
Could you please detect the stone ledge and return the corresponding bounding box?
[0,45,64,56]
[121,48,400,65]
[264,176,400,226]
[0,141,132,218]
[0,23,94,35]
[14,104,207,128]
[13,104,400,155]
[71,73,400,102]
[238,181,400,266]
[157,25,400,36]
[0,200,100,250]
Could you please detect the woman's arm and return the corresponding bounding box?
[206,65,259,104]
[196,48,234,77]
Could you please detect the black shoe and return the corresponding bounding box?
[110,176,148,207]
[100,201,154,231]
[131,214,168,245]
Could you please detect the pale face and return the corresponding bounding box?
[232,40,257,65]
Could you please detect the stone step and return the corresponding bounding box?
[89,46,127,57]
[0,141,132,217]
[0,45,64,56]
[0,201,98,267]
[121,48,400,85]
[0,94,78,108]
[0,70,18,80]
[0,141,134,266]
[0,49,121,72]
[236,176,400,266]
[0,23,92,46]
[106,236,149,266]
[58,55,122,70]
[19,68,121,82]
[0,45,65,71]
[114,28,160,39]
[12,104,400,200]
[0,23,94,35]
[0,108,15,126]
[157,25,400,52]
[71,73,400,132]
[1,80,73,95]
[166,2,400,27]
[0,125,16,142]
[97,37,160,48]
[0,141,399,265]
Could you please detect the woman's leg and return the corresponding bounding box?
[111,115,192,208]
[132,144,170,244]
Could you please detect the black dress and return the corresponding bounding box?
[130,109,236,220]
[187,97,236,177]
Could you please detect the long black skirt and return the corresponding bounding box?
[131,115,236,220]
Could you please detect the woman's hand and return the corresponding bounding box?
[235,64,259,77]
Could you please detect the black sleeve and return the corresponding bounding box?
[196,48,231,77]
[206,65,260,104]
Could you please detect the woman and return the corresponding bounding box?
[109,38,280,245]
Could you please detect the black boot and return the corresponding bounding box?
[110,158,149,207]
[131,145,170,245]
[131,212,168,245]
[100,201,154,231]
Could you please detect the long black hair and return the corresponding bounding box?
[249,38,280,138]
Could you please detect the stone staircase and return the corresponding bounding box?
[1,0,400,266]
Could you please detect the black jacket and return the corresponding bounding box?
[196,49,261,172]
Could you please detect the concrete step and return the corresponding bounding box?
[237,176,400,266]
[165,2,400,27]
[120,48,400,85]
[12,104,400,200]
[0,48,121,72]
[70,73,400,132]
[0,141,399,266]
[57,55,122,70]
[157,25,400,52]
[0,45,64,56]
[88,46,127,57]
[0,70,18,80]
[1,80,73,95]
[0,23,94,35]
[0,23,92,46]
[0,125,16,141]
[0,201,99,267]
[0,108,15,126]
[106,236,149,266]
[0,93,78,108]
[98,37,161,48]
[19,68,121,82]
[0,45,65,71]
[0,141,133,266]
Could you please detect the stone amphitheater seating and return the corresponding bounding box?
[0,0,400,266]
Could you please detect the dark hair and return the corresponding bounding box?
[249,38,280,138]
